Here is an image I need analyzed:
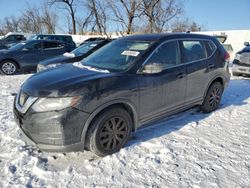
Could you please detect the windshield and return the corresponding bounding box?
[71,40,103,56]
[9,42,27,50]
[82,40,152,72]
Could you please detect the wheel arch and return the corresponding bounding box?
[81,100,139,148]
[0,58,20,69]
[203,76,225,100]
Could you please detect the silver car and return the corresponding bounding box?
[232,42,250,76]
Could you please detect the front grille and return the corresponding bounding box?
[15,90,38,114]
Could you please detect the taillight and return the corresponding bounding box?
[224,52,230,62]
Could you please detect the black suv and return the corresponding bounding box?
[14,33,230,156]
[31,34,76,51]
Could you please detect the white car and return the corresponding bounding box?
[232,42,250,76]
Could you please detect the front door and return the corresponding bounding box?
[138,40,187,124]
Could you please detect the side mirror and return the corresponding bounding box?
[142,63,164,74]
[244,42,249,46]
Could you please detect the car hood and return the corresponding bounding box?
[21,64,113,97]
[238,46,250,54]
[40,54,79,66]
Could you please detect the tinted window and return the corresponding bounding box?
[24,41,42,50]
[43,41,63,50]
[72,40,103,56]
[181,40,207,63]
[206,40,217,57]
[16,35,24,41]
[146,41,179,69]
[5,36,14,41]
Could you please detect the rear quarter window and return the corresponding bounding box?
[206,40,217,57]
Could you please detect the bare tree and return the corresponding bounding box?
[108,0,142,34]
[19,6,43,33]
[47,0,78,34]
[171,19,202,32]
[85,0,109,35]
[41,5,58,34]
[76,12,93,34]
[3,16,20,33]
[141,0,183,33]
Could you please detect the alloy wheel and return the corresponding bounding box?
[2,62,16,75]
[99,117,128,151]
[209,86,221,108]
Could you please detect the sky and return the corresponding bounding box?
[0,0,250,32]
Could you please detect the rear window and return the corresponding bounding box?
[181,40,207,63]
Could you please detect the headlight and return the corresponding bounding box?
[31,96,82,112]
[234,54,241,61]
[37,63,62,72]
[37,64,45,72]
[47,63,62,69]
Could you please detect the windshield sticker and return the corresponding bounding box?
[121,50,140,57]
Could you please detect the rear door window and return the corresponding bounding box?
[181,40,207,63]
[146,41,180,69]
[43,41,64,50]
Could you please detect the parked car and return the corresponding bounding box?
[222,44,234,60]
[14,33,230,156]
[232,42,250,76]
[37,39,112,72]
[0,32,26,50]
[0,40,70,75]
[31,34,76,51]
[215,35,234,61]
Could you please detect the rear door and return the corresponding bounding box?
[41,41,66,60]
[180,39,215,104]
[138,40,187,123]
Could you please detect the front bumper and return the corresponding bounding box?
[14,103,90,152]
[232,63,250,75]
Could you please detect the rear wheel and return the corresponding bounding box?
[86,108,132,156]
[0,60,18,75]
[200,82,223,113]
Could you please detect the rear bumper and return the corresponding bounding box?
[14,104,90,152]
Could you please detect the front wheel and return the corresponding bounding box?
[0,60,18,75]
[86,108,132,157]
[200,82,223,113]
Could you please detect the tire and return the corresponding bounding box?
[0,60,18,75]
[200,82,223,113]
[86,107,132,157]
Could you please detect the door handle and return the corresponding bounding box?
[207,64,215,71]
[177,72,186,79]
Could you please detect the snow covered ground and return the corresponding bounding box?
[0,74,250,187]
